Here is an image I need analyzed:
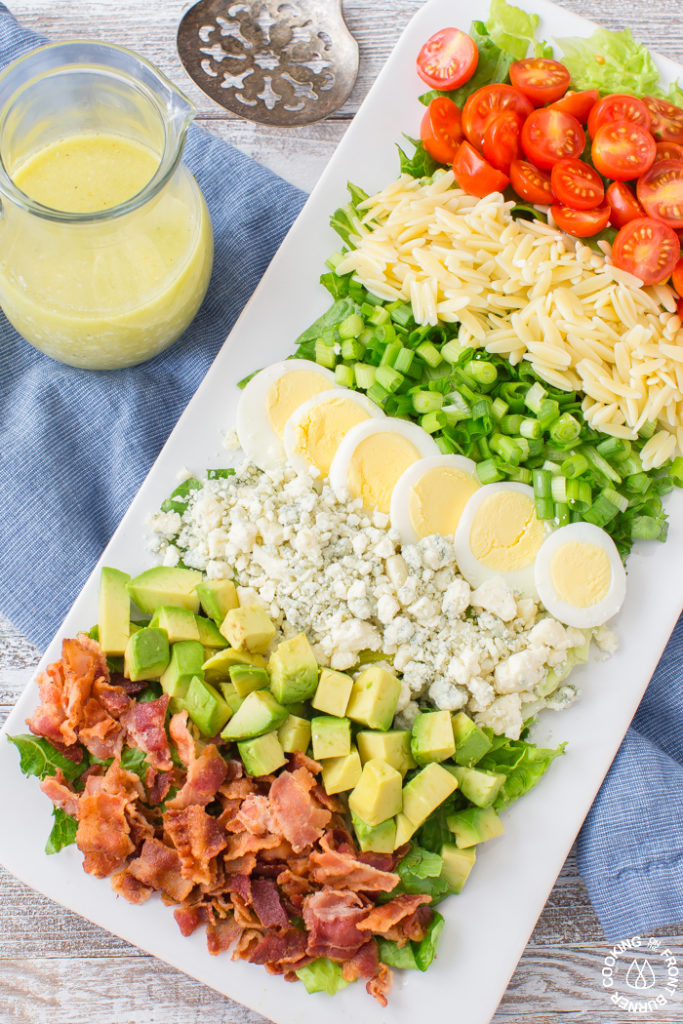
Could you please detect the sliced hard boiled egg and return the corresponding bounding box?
[235,359,335,470]
[390,454,480,545]
[454,482,552,596]
[534,522,626,628]
[329,418,440,514]
[284,389,384,478]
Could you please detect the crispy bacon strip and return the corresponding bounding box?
[166,744,227,811]
[121,695,172,771]
[251,879,289,930]
[169,710,195,767]
[126,838,194,902]
[40,771,79,818]
[357,893,432,938]
[164,806,228,887]
[310,834,400,893]
[269,767,331,854]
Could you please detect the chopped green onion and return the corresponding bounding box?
[537,399,560,430]
[394,348,415,374]
[631,515,667,540]
[597,436,630,459]
[421,411,447,433]
[520,417,542,439]
[476,459,504,484]
[550,413,581,447]
[524,382,547,414]
[671,456,683,486]
[535,496,554,520]
[341,338,364,361]
[315,340,337,368]
[584,446,622,484]
[354,363,377,389]
[491,397,508,421]
[368,306,390,326]
[367,381,391,406]
[441,339,464,364]
[639,420,657,439]
[555,502,571,526]
[380,341,402,366]
[561,453,590,478]
[602,487,629,514]
[412,390,444,414]
[436,435,456,454]
[551,476,567,503]
[389,302,413,327]
[375,365,404,393]
[567,478,592,508]
[334,364,354,388]
[465,360,498,386]
[339,313,363,339]
[501,414,524,435]
[415,341,443,367]
[533,469,553,500]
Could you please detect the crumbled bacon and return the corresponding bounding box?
[310,834,400,892]
[164,806,228,888]
[303,889,369,959]
[78,697,124,761]
[251,879,289,930]
[342,938,380,982]
[28,636,109,749]
[121,695,172,771]
[366,962,393,1007]
[40,771,79,818]
[269,767,331,853]
[174,904,211,937]
[166,744,227,810]
[145,767,174,806]
[207,915,241,955]
[169,710,196,767]
[358,894,433,945]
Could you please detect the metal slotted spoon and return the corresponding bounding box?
[177,0,359,126]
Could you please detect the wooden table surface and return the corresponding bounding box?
[2,0,682,1021]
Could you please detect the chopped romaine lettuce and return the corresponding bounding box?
[485,0,551,60]
[378,938,419,969]
[558,26,671,99]
[413,911,445,971]
[295,958,349,994]
[393,845,451,903]
[45,806,78,855]
[477,733,566,810]
[8,733,86,782]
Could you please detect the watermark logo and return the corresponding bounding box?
[602,936,679,1014]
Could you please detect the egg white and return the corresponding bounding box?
[283,388,384,477]
[390,454,479,545]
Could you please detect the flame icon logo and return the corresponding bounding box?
[625,958,657,991]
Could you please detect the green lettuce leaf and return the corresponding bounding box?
[393,845,451,902]
[397,136,440,177]
[295,958,349,995]
[558,27,662,97]
[45,807,78,855]
[485,0,551,60]
[378,937,419,969]
[294,297,358,350]
[8,734,86,783]
[413,911,445,971]
[477,733,565,810]
[120,746,150,780]
[419,21,515,108]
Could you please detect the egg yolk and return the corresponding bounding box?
[348,432,421,512]
[293,396,371,477]
[266,371,334,438]
[409,466,479,538]
[469,490,546,571]
[550,541,611,607]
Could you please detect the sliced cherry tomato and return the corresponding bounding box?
[520,109,585,171]
[482,111,523,172]
[637,159,683,228]
[550,158,604,211]
[678,295,683,319]
[643,96,683,143]
[551,202,611,238]
[612,217,680,284]
[550,89,599,125]
[592,120,656,181]
[453,141,510,198]
[672,256,683,296]
[509,159,553,204]
[655,140,683,163]
[461,84,533,151]
[420,97,463,165]
[509,58,570,106]
[587,94,652,138]
[606,181,645,229]
[417,28,478,90]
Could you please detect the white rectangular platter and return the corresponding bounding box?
[2,1,683,1022]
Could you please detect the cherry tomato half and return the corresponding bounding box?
[592,120,656,181]
[417,28,478,90]
[587,94,652,138]
[509,58,570,106]
[420,97,463,165]
[462,84,533,151]
[637,159,683,229]
[509,159,553,204]
[655,140,683,163]
[678,296,683,319]
[550,158,604,211]
[612,217,680,285]
[453,140,510,198]
[482,110,523,172]
[550,89,599,125]
[521,109,585,170]
[643,96,683,143]
[606,181,645,229]
[672,256,683,296]
[551,202,611,238]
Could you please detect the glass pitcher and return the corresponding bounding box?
[0,42,214,370]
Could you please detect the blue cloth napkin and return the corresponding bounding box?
[0,5,680,945]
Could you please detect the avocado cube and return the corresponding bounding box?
[98,567,131,656]
[283,701,311,719]
[127,566,202,615]
[346,667,401,732]
[160,639,205,699]
[311,668,353,717]
[441,843,477,894]
[185,676,232,736]
[402,762,459,827]
[219,681,245,715]
[356,730,416,777]
[196,578,239,625]
[447,806,505,848]
[393,812,419,849]
[351,811,396,853]
[410,711,456,765]
[348,758,402,827]
[221,689,288,742]
[123,627,170,682]
[238,731,287,777]
[203,647,267,683]
[268,633,318,704]
[230,664,270,698]
[221,604,275,654]
[451,766,505,809]
[321,748,362,795]
[150,605,200,643]
[278,714,312,754]
[195,616,229,650]
[311,716,351,760]
[452,712,493,767]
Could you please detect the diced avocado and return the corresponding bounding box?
[451,766,505,809]
[356,730,416,777]
[393,812,419,849]
[203,647,267,683]
[311,667,353,717]
[410,710,456,765]
[127,566,202,615]
[219,681,245,715]
[221,689,288,741]
[278,714,312,754]
[268,633,318,704]
[196,578,239,625]
[221,604,275,653]
[402,762,459,827]
[321,748,363,795]
[195,616,229,649]
[160,639,205,699]
[441,843,476,894]
[446,806,505,848]
[98,567,131,656]
[185,676,232,736]
[238,731,287,776]
[230,664,270,698]
[150,605,200,643]
[346,666,401,732]
[311,716,351,760]
[348,758,402,827]
[283,701,310,719]
[351,811,396,853]
[123,627,170,682]
[452,712,493,767]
